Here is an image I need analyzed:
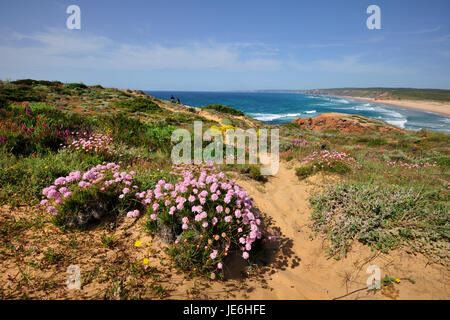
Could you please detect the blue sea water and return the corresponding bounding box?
[146,91,450,133]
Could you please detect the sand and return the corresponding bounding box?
[232,161,450,299]
[340,96,450,117]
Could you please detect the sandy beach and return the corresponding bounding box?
[339,96,450,117]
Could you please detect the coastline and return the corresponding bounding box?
[337,95,450,117]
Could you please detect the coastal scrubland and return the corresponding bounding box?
[0,79,448,299]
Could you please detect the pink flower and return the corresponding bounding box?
[63,192,72,198]
[54,177,66,186]
[210,250,218,259]
[216,205,223,213]
[217,262,223,269]
[211,194,219,201]
[122,188,130,194]
[224,215,232,223]
[202,222,209,228]
[40,199,48,206]
[152,203,159,212]
[150,213,157,220]
[182,223,188,230]
[242,252,249,259]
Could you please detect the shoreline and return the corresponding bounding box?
[336,95,450,117]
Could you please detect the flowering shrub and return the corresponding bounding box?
[304,150,358,168]
[386,160,439,170]
[292,138,308,146]
[65,133,113,155]
[296,150,360,179]
[39,162,140,227]
[140,163,263,277]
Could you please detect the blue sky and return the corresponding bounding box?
[0,0,449,90]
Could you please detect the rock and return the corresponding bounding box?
[292,113,403,133]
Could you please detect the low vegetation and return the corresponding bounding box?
[201,104,245,116]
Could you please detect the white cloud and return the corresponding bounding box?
[0,29,281,72]
[290,54,415,76]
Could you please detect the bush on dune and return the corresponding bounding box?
[142,163,264,278]
[37,161,268,278]
[296,150,357,179]
[310,183,449,263]
[201,104,245,116]
[116,97,161,113]
[0,86,44,102]
[39,163,141,227]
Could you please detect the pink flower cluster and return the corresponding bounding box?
[21,125,34,136]
[65,133,113,155]
[39,162,136,216]
[140,164,262,263]
[386,160,439,170]
[292,138,308,146]
[305,150,359,168]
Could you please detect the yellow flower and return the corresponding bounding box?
[134,240,142,247]
[45,165,48,169]
[392,184,396,186]
[142,258,149,265]
[146,242,151,247]
[395,278,401,283]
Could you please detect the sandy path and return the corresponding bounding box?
[236,161,450,300]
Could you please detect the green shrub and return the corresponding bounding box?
[116,97,161,113]
[0,86,44,102]
[0,96,7,108]
[310,183,449,263]
[430,156,450,168]
[357,137,387,146]
[201,104,244,116]
[321,161,351,174]
[66,83,88,89]
[296,165,314,179]
[249,166,267,182]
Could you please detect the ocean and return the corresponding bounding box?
[146,91,450,133]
